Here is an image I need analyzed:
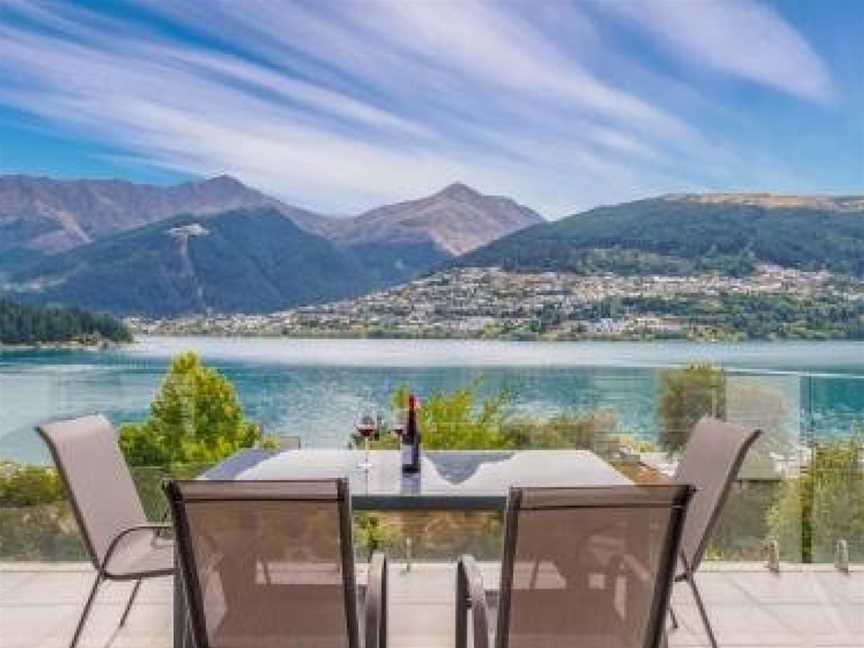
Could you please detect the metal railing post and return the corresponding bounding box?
[765,539,781,573]
[404,536,413,573]
[835,539,850,573]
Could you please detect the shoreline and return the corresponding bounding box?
[126,329,862,343]
[0,339,128,352]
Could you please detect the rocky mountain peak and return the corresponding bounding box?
[437,182,482,201]
[197,174,247,191]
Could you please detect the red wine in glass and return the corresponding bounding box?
[391,407,407,438]
[356,413,376,470]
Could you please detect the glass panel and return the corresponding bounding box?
[0,364,861,566]
[0,462,213,562]
[353,510,504,562]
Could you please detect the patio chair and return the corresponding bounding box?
[456,484,694,648]
[36,414,174,648]
[165,478,388,648]
[669,417,762,648]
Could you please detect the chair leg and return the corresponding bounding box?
[455,563,468,648]
[685,575,719,648]
[669,604,680,630]
[119,579,142,627]
[70,573,102,648]
[381,559,388,648]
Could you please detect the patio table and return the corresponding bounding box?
[174,448,635,647]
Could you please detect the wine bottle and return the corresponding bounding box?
[401,393,421,473]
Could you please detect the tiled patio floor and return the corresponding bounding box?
[0,562,860,648]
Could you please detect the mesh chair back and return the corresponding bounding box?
[167,479,359,648]
[673,417,761,572]
[37,414,148,569]
[497,485,692,648]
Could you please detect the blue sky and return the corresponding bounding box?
[0,0,861,217]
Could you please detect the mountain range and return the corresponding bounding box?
[3,174,862,318]
[0,174,330,267]
[0,175,543,315]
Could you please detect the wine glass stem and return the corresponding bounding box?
[364,436,370,466]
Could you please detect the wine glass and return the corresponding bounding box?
[355,406,377,471]
[390,405,407,440]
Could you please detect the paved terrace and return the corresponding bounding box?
[1,562,860,648]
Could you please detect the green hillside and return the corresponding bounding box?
[0,300,131,345]
[6,208,376,316]
[456,197,864,277]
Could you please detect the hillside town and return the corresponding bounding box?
[130,265,864,340]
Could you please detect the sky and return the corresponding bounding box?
[0,0,861,218]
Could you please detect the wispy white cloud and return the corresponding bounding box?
[600,0,834,102]
[0,0,836,216]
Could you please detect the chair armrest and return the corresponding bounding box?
[456,555,491,648]
[365,552,388,648]
[102,523,173,572]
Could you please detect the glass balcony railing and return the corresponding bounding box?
[0,369,861,566]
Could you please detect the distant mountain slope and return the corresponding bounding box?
[1,176,547,314]
[339,182,543,254]
[336,182,544,284]
[0,174,334,272]
[0,175,542,285]
[455,194,864,277]
[7,208,373,316]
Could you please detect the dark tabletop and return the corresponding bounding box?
[202,448,633,510]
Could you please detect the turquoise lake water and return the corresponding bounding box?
[1,337,862,464]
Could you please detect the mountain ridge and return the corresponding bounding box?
[455,194,864,278]
[0,174,336,269]
[0,174,544,277]
[5,207,373,317]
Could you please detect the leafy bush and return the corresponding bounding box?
[0,462,85,560]
[378,381,622,453]
[768,432,864,562]
[0,461,64,506]
[119,351,272,466]
[503,410,620,453]
[409,381,514,450]
[0,503,86,560]
[657,364,726,453]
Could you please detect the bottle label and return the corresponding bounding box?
[401,443,412,466]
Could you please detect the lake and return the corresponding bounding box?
[1,337,862,464]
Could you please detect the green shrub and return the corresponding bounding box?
[503,410,619,453]
[119,351,272,466]
[768,432,864,562]
[657,364,726,453]
[0,461,64,506]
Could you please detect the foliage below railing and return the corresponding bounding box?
[769,432,864,562]
[0,460,217,561]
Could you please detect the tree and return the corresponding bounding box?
[0,300,131,345]
[118,352,267,466]
[657,364,726,453]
